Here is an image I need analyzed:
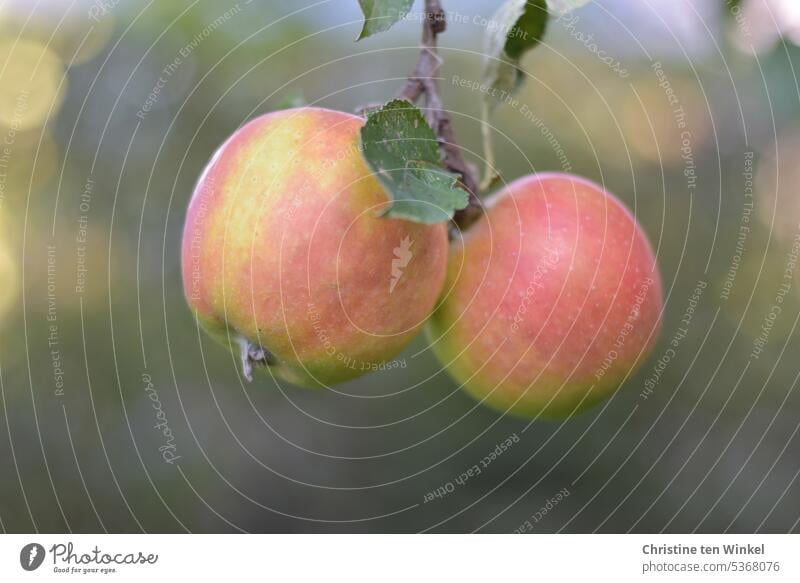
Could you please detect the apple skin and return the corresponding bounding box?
[182,107,449,387]
[427,173,662,418]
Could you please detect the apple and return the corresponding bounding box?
[427,173,662,418]
[182,107,449,387]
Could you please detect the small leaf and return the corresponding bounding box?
[480,1,592,107]
[360,100,468,224]
[356,0,415,40]
[478,0,591,188]
[481,0,548,107]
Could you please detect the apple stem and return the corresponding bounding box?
[236,335,275,382]
[397,0,484,234]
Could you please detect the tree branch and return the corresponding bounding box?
[397,0,483,233]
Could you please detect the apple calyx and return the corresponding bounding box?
[235,335,276,382]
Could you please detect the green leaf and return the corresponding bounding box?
[481,0,548,107]
[478,0,591,188]
[480,0,592,106]
[356,0,415,40]
[360,100,468,224]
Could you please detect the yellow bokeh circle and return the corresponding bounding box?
[0,39,66,130]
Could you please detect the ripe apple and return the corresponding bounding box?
[182,107,449,387]
[427,173,662,418]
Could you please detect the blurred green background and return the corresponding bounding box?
[0,0,799,533]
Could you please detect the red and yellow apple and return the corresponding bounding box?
[427,173,662,418]
[182,107,448,387]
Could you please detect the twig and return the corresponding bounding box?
[397,0,483,233]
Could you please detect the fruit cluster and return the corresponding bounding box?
[182,107,662,419]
